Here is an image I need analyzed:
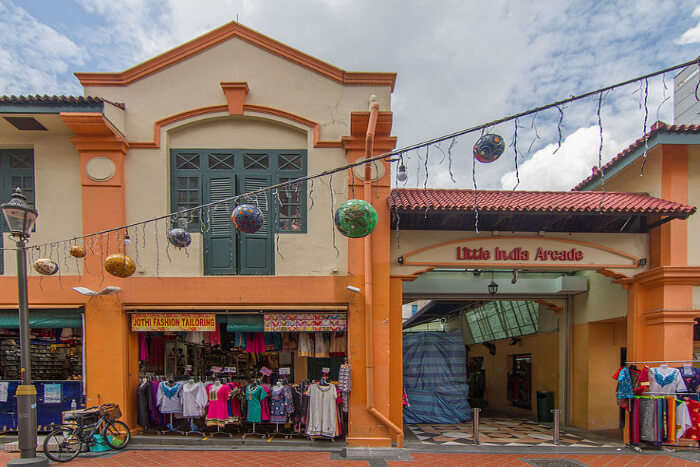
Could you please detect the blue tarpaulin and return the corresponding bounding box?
[403,332,471,424]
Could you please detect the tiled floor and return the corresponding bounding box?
[0,450,366,466]
[407,418,624,447]
[389,453,699,467]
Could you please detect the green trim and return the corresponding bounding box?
[0,149,35,276]
[577,132,700,191]
[0,309,83,328]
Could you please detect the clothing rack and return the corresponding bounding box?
[625,360,700,364]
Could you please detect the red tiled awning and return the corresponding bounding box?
[389,188,695,217]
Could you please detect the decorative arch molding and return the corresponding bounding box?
[127,104,343,149]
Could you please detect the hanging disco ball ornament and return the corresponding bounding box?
[473,133,506,163]
[69,245,86,258]
[232,204,264,234]
[104,254,136,278]
[33,258,59,276]
[334,199,378,238]
[396,163,408,182]
[167,228,192,248]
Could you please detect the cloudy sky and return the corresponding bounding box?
[2,0,700,191]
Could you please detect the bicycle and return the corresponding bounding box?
[43,403,131,463]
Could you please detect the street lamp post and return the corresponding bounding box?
[2,188,46,466]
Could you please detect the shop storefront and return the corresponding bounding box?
[0,308,84,431]
[130,310,348,438]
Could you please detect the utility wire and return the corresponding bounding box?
[25,57,700,251]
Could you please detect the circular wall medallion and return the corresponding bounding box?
[85,157,116,182]
[352,157,386,181]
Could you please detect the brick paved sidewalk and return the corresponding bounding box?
[2,449,699,466]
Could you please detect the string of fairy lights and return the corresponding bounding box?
[3,57,699,281]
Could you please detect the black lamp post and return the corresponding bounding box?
[2,188,46,466]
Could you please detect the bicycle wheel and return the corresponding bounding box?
[101,420,131,449]
[43,426,82,463]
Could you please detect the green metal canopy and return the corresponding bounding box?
[0,309,83,328]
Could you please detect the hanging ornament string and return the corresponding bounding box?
[512,119,520,190]
[640,78,650,176]
[423,145,430,190]
[695,60,700,102]
[657,73,671,123]
[328,175,339,257]
[24,57,700,252]
[308,178,315,211]
[447,138,457,184]
[553,105,564,154]
[472,137,480,233]
[393,205,401,249]
[527,113,541,154]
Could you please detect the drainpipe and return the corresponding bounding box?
[363,98,404,447]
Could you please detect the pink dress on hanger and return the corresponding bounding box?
[206,383,231,425]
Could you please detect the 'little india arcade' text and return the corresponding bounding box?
[456,246,584,262]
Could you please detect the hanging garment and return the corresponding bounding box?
[234,332,247,349]
[206,383,232,427]
[227,382,242,423]
[614,367,635,400]
[666,396,676,442]
[245,333,265,353]
[677,366,700,395]
[137,381,153,428]
[147,336,165,369]
[639,398,657,442]
[186,332,204,345]
[261,384,272,422]
[150,380,164,425]
[139,333,148,361]
[207,325,222,346]
[270,384,294,424]
[265,333,283,351]
[314,332,330,358]
[677,401,693,440]
[282,333,298,351]
[290,385,305,425]
[631,398,640,444]
[279,351,293,366]
[629,366,650,395]
[246,384,268,423]
[306,383,339,438]
[648,367,688,394]
[182,381,208,418]
[157,382,183,414]
[680,399,700,440]
[330,332,347,356]
[298,333,314,357]
[338,362,351,413]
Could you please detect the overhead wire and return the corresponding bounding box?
[21,57,700,251]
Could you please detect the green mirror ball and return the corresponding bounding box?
[334,199,378,238]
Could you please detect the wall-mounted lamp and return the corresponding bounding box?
[488,271,498,296]
[72,286,121,297]
[511,269,519,284]
[346,286,361,294]
[638,258,648,266]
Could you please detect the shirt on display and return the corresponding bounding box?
[648,366,688,394]
[157,381,183,414]
[181,381,207,418]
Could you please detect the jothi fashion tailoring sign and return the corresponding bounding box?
[131,313,216,331]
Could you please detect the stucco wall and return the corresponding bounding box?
[468,331,559,418]
[598,146,662,198]
[572,271,627,324]
[84,37,392,143]
[122,114,349,276]
[1,134,82,276]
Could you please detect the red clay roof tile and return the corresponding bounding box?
[389,188,695,216]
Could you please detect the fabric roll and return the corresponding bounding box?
[639,398,656,442]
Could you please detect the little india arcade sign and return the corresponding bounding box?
[396,236,641,271]
[457,246,584,262]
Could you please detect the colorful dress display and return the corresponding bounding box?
[648,366,688,394]
[206,382,232,427]
[270,384,294,424]
[156,381,183,414]
[246,384,268,423]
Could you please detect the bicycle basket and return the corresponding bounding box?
[99,403,122,419]
[73,411,99,426]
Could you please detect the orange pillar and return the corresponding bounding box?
[627,144,696,363]
[343,110,398,446]
[60,113,137,425]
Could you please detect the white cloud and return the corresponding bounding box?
[0,1,84,94]
[676,5,700,44]
[499,126,623,191]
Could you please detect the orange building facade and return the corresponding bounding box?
[0,22,698,447]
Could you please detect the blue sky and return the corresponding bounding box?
[1,0,700,190]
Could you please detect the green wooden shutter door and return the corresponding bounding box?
[204,175,236,275]
[0,149,35,275]
[238,174,273,275]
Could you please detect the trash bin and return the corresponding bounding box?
[536,391,554,422]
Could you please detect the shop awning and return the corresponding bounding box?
[224,315,264,332]
[0,309,83,328]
